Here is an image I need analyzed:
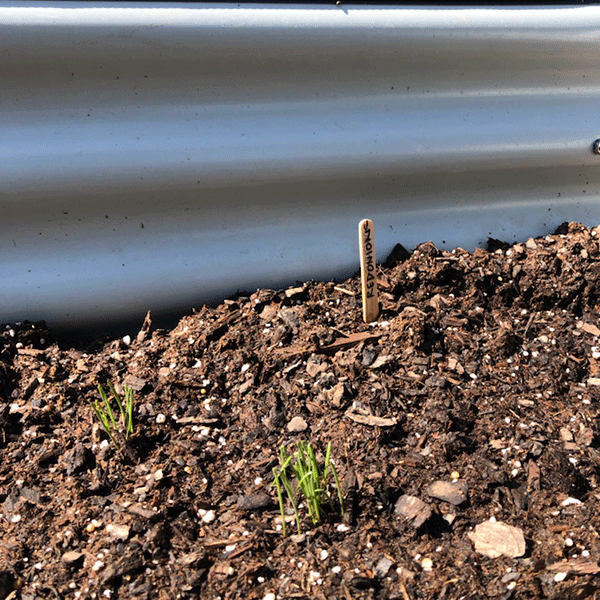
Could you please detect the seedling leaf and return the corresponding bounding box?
[272,440,344,535]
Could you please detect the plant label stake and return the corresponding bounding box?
[359,218,379,323]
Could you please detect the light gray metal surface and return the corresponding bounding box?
[2,2,600,330]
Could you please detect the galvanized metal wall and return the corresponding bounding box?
[2,2,599,329]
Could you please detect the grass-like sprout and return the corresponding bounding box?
[93,382,134,449]
[273,440,344,535]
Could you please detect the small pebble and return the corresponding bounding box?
[427,480,468,506]
[394,494,432,528]
[375,556,394,578]
[61,551,84,565]
[287,416,308,433]
[105,523,130,541]
[237,493,271,511]
[468,521,526,558]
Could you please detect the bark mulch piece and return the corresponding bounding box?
[3,221,600,599]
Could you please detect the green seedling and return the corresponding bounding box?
[273,440,344,535]
[93,382,134,449]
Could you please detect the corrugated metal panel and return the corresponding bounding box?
[1,2,599,329]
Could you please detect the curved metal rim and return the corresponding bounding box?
[2,2,599,331]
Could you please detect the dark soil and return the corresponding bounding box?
[4,222,600,600]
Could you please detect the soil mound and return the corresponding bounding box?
[3,222,600,600]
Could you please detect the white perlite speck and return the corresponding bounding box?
[198,509,216,524]
[561,497,582,507]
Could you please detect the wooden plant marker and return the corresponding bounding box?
[358,218,379,323]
